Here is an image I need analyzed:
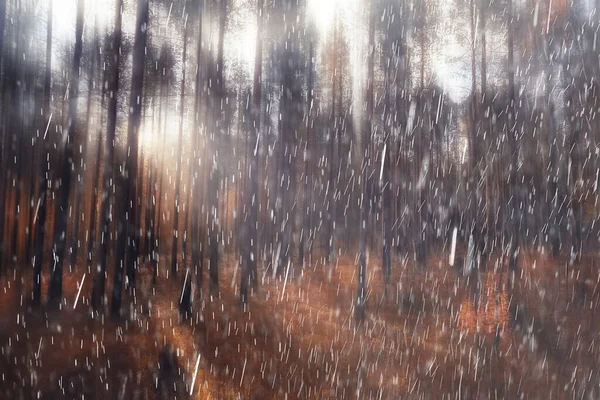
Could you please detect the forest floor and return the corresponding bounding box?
[1,246,600,399]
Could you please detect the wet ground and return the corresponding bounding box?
[1,247,599,399]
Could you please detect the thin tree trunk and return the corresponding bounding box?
[241,0,262,305]
[209,0,227,295]
[327,18,337,267]
[357,3,374,322]
[0,0,6,274]
[191,0,203,287]
[171,19,188,278]
[299,40,313,268]
[382,26,392,297]
[507,0,519,278]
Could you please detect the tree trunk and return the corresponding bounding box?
[382,27,392,297]
[241,0,262,305]
[32,0,53,304]
[357,3,374,322]
[94,0,122,312]
[507,0,519,277]
[0,0,6,273]
[124,0,149,294]
[191,0,204,287]
[209,0,227,295]
[327,18,337,267]
[171,21,188,278]
[71,17,97,274]
[299,40,313,269]
[48,0,85,305]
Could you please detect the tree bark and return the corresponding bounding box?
[171,20,188,278]
[48,0,85,305]
[357,3,374,322]
[32,0,53,304]
[94,0,122,312]
[241,0,262,305]
[124,0,150,294]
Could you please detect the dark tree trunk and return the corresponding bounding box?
[10,0,25,269]
[191,0,203,287]
[124,0,149,294]
[0,0,6,273]
[32,0,53,304]
[71,18,97,274]
[48,0,85,306]
[209,0,227,295]
[94,0,122,313]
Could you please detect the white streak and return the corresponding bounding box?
[180,269,189,304]
[73,274,86,309]
[43,113,53,139]
[449,227,458,266]
[281,260,291,301]
[190,353,201,395]
[379,144,386,182]
[36,337,42,359]
[240,357,247,387]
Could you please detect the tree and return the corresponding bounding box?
[506,0,519,278]
[171,14,188,278]
[32,0,53,304]
[191,0,204,287]
[357,2,375,322]
[208,0,227,296]
[565,0,583,265]
[124,0,150,294]
[0,0,7,274]
[71,16,98,274]
[241,0,263,305]
[93,0,123,312]
[48,0,85,306]
[325,16,339,267]
[298,34,314,269]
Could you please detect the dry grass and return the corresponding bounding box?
[1,246,600,399]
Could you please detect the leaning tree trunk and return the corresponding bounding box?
[48,0,85,305]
